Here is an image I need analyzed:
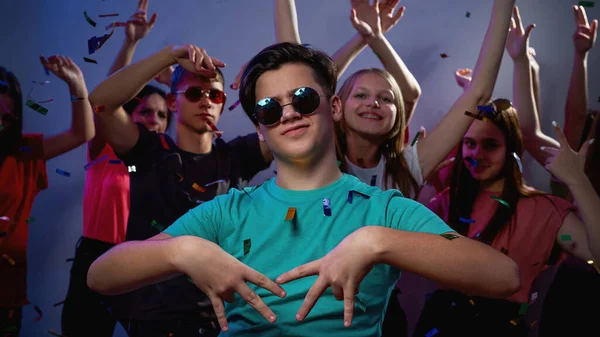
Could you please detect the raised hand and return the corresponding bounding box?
[125,0,158,43]
[541,121,593,186]
[506,6,536,61]
[573,5,598,56]
[182,240,286,331]
[379,0,405,34]
[40,55,86,95]
[276,227,377,327]
[454,68,473,89]
[350,0,383,39]
[170,45,225,78]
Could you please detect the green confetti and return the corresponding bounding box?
[151,220,165,231]
[440,233,459,240]
[560,234,572,242]
[518,303,528,315]
[26,99,48,115]
[410,131,421,146]
[84,10,97,27]
[491,195,510,208]
[243,239,251,255]
[355,296,367,312]
[578,1,595,8]
[337,160,341,167]
[26,217,35,224]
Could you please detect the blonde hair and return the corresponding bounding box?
[335,68,420,198]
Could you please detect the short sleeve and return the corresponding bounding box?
[385,193,452,234]
[25,134,48,191]
[227,133,268,181]
[402,144,423,185]
[163,195,226,243]
[116,123,163,168]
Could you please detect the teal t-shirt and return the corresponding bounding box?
[165,174,451,337]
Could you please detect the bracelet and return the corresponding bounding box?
[70,94,84,102]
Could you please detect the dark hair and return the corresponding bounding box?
[0,66,23,157]
[170,65,225,94]
[447,99,545,245]
[581,110,600,194]
[123,85,172,128]
[239,42,338,126]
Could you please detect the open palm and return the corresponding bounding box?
[350,0,382,38]
[379,0,405,33]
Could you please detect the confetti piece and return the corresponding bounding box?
[301,43,313,48]
[65,258,74,262]
[105,22,127,30]
[512,152,523,173]
[99,13,119,17]
[109,159,122,164]
[93,105,105,113]
[128,166,136,173]
[370,175,377,186]
[425,328,439,337]
[529,292,538,304]
[35,98,54,104]
[491,195,510,208]
[459,217,475,224]
[83,57,98,64]
[464,110,483,121]
[587,260,600,273]
[410,131,421,146]
[518,303,528,315]
[347,190,370,204]
[465,156,478,167]
[560,234,572,241]
[243,238,251,255]
[285,207,296,221]
[337,160,342,167]
[440,233,459,240]
[53,300,65,307]
[323,198,332,216]
[26,216,35,224]
[2,254,16,265]
[44,66,50,76]
[32,80,51,85]
[237,184,252,198]
[26,99,48,115]
[175,173,183,182]
[530,320,538,328]
[468,299,475,306]
[206,120,223,137]
[55,168,71,177]
[473,232,480,239]
[440,53,448,58]
[477,105,495,113]
[159,134,169,149]
[466,11,471,18]
[204,179,225,187]
[84,11,97,27]
[33,305,43,322]
[228,100,241,111]
[355,296,366,312]
[0,216,13,223]
[0,80,8,87]
[48,329,67,337]
[20,146,32,152]
[578,1,595,7]
[84,155,109,170]
[192,182,206,193]
[510,319,519,326]
[151,220,165,231]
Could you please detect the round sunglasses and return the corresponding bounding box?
[175,87,226,104]
[254,87,321,126]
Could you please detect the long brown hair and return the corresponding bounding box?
[335,68,420,198]
[447,100,545,244]
[582,110,600,195]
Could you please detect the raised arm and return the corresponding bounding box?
[332,0,405,78]
[416,0,516,179]
[564,5,597,149]
[349,0,420,123]
[89,45,224,154]
[39,55,94,160]
[528,48,542,117]
[274,0,301,43]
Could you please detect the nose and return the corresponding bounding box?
[280,101,301,123]
[368,98,380,108]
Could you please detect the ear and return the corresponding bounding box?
[331,95,343,122]
[166,93,177,112]
[255,124,265,142]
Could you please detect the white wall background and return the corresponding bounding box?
[0,0,598,336]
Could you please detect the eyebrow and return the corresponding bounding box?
[355,86,394,95]
[463,137,501,142]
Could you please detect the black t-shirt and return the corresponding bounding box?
[112,123,268,320]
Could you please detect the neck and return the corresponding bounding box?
[175,122,214,154]
[345,131,381,168]
[274,142,343,191]
[481,177,505,193]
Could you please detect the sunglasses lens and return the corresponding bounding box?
[292,87,320,115]
[255,98,281,125]
[185,87,203,102]
[209,89,225,104]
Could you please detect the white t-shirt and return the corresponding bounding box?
[345,144,423,199]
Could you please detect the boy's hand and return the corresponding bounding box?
[276,226,378,327]
[181,239,286,332]
[170,45,225,79]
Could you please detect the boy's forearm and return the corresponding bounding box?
[90,45,175,109]
[87,235,191,296]
[564,52,589,149]
[370,226,520,298]
[107,39,140,77]
[331,33,368,79]
[274,0,301,43]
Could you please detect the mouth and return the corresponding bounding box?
[358,112,383,120]
[196,113,214,119]
[281,124,310,136]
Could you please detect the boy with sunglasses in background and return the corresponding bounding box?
[88,42,521,337]
[88,44,273,337]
